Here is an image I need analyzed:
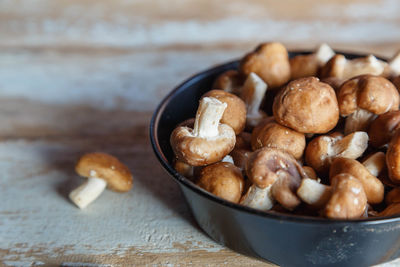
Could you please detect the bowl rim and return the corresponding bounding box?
[150,50,400,225]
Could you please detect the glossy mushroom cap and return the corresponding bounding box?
[368,110,400,148]
[273,77,339,134]
[75,152,133,192]
[251,120,305,160]
[197,162,244,203]
[325,173,367,219]
[240,42,290,88]
[203,90,247,135]
[212,70,243,95]
[329,157,384,204]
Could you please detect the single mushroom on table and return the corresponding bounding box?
[212,70,243,95]
[240,42,290,88]
[368,110,400,148]
[305,131,369,176]
[273,77,339,134]
[170,97,236,166]
[329,157,384,204]
[251,119,306,160]
[320,54,387,80]
[324,173,368,219]
[290,43,335,80]
[196,162,244,203]
[240,72,268,128]
[203,90,247,135]
[337,75,400,135]
[69,152,133,209]
[245,147,306,210]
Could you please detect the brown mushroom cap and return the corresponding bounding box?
[246,147,305,192]
[203,90,247,134]
[379,203,400,217]
[240,42,290,88]
[212,70,243,95]
[273,77,339,134]
[338,75,399,116]
[197,162,244,203]
[251,120,305,159]
[325,173,367,219]
[235,132,252,150]
[302,166,318,180]
[290,54,319,80]
[386,187,400,205]
[386,129,400,183]
[368,110,400,148]
[321,77,344,95]
[329,157,384,204]
[75,152,133,192]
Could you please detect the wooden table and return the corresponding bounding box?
[1,1,400,266]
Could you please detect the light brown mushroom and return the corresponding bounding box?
[385,187,400,205]
[196,162,244,203]
[324,173,367,219]
[290,43,335,80]
[321,77,344,95]
[337,75,400,135]
[240,42,290,88]
[240,72,268,128]
[362,152,386,178]
[69,152,133,209]
[174,160,195,178]
[386,129,400,183]
[203,90,247,134]
[273,77,339,134]
[368,111,400,148]
[330,157,384,204]
[246,148,306,210]
[297,178,332,209]
[305,131,369,175]
[320,54,387,80]
[251,120,306,160]
[302,166,318,180]
[212,70,243,95]
[170,97,236,166]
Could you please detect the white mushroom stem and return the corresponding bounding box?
[297,178,332,208]
[241,72,267,121]
[362,152,386,177]
[315,43,335,65]
[193,97,227,138]
[69,176,107,209]
[240,184,274,211]
[389,51,400,76]
[344,109,377,135]
[333,131,369,159]
[221,155,234,164]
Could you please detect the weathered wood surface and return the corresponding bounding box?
[1,0,400,266]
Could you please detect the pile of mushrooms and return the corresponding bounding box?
[170,42,400,219]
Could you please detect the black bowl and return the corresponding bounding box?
[150,52,400,267]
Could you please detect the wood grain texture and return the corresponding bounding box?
[1,0,400,266]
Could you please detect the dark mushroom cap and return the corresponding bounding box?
[368,110,400,148]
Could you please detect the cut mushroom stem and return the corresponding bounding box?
[297,178,332,208]
[389,51,400,77]
[344,109,377,135]
[362,152,386,177]
[241,72,267,127]
[69,176,107,209]
[240,184,274,211]
[315,43,335,65]
[193,97,227,138]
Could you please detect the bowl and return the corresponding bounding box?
[150,51,400,267]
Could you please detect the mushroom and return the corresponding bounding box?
[69,152,133,209]
[383,51,400,78]
[386,129,400,183]
[324,173,367,219]
[203,90,247,134]
[368,110,400,148]
[212,70,243,95]
[273,77,339,134]
[251,120,306,160]
[240,42,290,88]
[290,43,335,80]
[385,187,400,205]
[230,132,252,172]
[240,184,274,211]
[174,160,195,178]
[196,162,244,203]
[305,131,369,175]
[337,75,399,135]
[170,97,236,166]
[297,178,332,209]
[246,148,306,210]
[379,203,400,217]
[302,166,318,180]
[362,152,386,177]
[321,77,344,95]
[329,157,384,204]
[240,72,268,128]
[235,132,252,150]
[320,54,387,80]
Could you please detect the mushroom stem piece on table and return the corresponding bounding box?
[69,152,133,209]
